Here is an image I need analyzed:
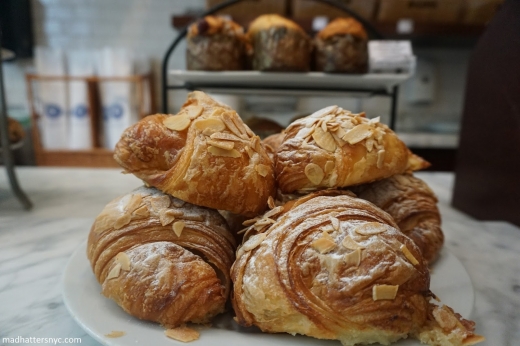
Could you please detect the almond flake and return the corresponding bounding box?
[344,248,361,267]
[369,116,380,124]
[264,205,283,218]
[208,146,241,158]
[304,163,325,185]
[207,139,234,150]
[312,127,337,152]
[342,235,365,250]
[125,194,142,214]
[432,306,459,331]
[150,195,171,211]
[327,123,340,132]
[310,105,338,119]
[267,196,275,209]
[330,216,340,230]
[163,114,191,131]
[172,221,185,237]
[221,112,243,138]
[185,105,204,119]
[255,164,270,177]
[165,326,200,342]
[372,284,399,301]
[194,117,226,134]
[400,244,419,265]
[342,123,372,145]
[105,331,125,338]
[324,160,335,174]
[172,199,186,208]
[244,146,254,158]
[358,112,366,118]
[377,149,386,168]
[311,235,336,254]
[114,214,131,230]
[331,132,347,148]
[252,136,263,152]
[334,126,346,138]
[242,217,260,226]
[366,138,375,152]
[354,222,388,235]
[243,233,267,251]
[210,132,243,142]
[106,263,122,281]
[321,120,328,133]
[115,252,131,271]
[230,113,250,139]
[159,209,177,226]
[132,205,150,219]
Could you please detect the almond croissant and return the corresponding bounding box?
[232,191,483,346]
[274,106,428,193]
[354,173,444,264]
[87,186,236,328]
[114,91,275,217]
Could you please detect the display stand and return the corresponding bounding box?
[161,0,406,130]
[0,25,32,210]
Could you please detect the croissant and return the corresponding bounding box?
[353,173,444,264]
[274,106,428,193]
[232,191,483,346]
[87,186,236,328]
[114,91,275,217]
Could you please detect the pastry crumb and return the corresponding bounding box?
[105,330,125,338]
[165,325,200,342]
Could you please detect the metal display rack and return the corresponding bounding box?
[161,0,405,130]
[0,24,32,210]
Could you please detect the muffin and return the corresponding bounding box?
[314,17,368,73]
[247,14,312,72]
[186,16,249,71]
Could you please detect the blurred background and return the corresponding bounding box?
[0,0,504,171]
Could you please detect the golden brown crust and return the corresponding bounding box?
[232,191,431,345]
[275,106,409,193]
[114,91,276,217]
[262,132,285,161]
[87,186,236,328]
[187,16,245,38]
[316,17,368,40]
[247,14,307,37]
[353,174,444,264]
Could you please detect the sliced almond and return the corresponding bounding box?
[342,235,365,250]
[321,120,328,133]
[244,145,254,158]
[115,252,131,271]
[242,217,260,226]
[264,205,283,219]
[172,221,185,237]
[172,199,186,208]
[377,149,386,168]
[243,233,267,252]
[370,116,380,124]
[334,126,347,139]
[221,112,243,138]
[331,132,347,148]
[125,194,142,214]
[185,105,203,119]
[163,114,191,131]
[312,127,337,152]
[344,248,361,267]
[255,164,270,177]
[230,113,250,139]
[210,132,243,142]
[207,139,235,150]
[132,205,150,219]
[114,214,131,230]
[159,209,177,226]
[366,138,375,152]
[304,163,325,185]
[194,117,226,134]
[327,122,340,132]
[311,235,336,254]
[324,160,335,174]
[251,136,263,152]
[267,196,275,209]
[354,222,388,236]
[372,284,399,301]
[164,326,200,342]
[310,105,338,119]
[400,244,419,265]
[330,216,340,231]
[105,331,125,338]
[342,123,372,145]
[432,306,459,332]
[254,217,275,228]
[150,195,171,211]
[208,146,241,158]
[106,263,122,281]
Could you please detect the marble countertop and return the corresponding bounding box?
[0,167,519,346]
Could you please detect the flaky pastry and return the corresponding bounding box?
[354,173,444,263]
[87,186,236,328]
[232,191,483,346]
[275,106,422,193]
[114,91,275,217]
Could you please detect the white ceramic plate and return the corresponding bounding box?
[169,70,412,94]
[63,242,474,346]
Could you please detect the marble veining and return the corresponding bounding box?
[1,168,520,346]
